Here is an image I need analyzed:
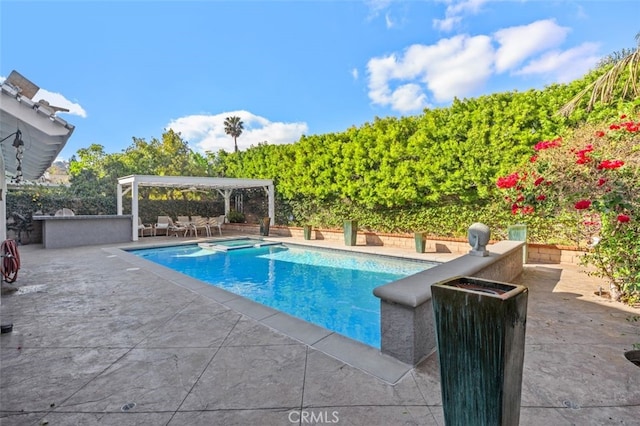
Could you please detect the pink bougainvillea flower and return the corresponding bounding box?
[533,177,544,186]
[620,114,627,119]
[619,119,639,132]
[595,130,606,137]
[574,199,592,210]
[536,194,546,201]
[597,178,607,187]
[575,144,594,164]
[597,159,625,170]
[521,206,534,215]
[529,155,538,163]
[576,145,593,155]
[534,138,562,151]
[617,214,631,223]
[623,122,639,132]
[609,124,621,130]
[516,194,525,202]
[511,203,519,215]
[496,173,519,189]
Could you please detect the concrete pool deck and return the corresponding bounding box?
[1,235,639,425]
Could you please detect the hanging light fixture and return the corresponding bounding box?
[1,129,25,183]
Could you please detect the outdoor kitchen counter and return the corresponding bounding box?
[33,214,133,248]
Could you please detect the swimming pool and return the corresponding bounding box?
[129,240,437,348]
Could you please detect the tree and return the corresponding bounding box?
[559,31,640,117]
[224,116,244,152]
[68,144,128,197]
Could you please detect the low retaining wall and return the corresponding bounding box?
[373,240,525,365]
[225,223,585,265]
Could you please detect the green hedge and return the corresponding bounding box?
[7,189,581,245]
[5,188,271,227]
[287,197,581,245]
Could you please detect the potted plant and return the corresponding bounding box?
[343,220,357,246]
[303,225,312,240]
[414,231,427,253]
[260,217,271,236]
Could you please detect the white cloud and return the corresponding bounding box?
[494,19,570,73]
[34,89,87,118]
[385,12,395,29]
[365,0,394,17]
[367,34,494,110]
[433,16,461,32]
[367,54,401,106]
[167,110,308,153]
[366,15,604,112]
[515,42,601,82]
[351,67,359,80]
[390,84,427,112]
[433,0,491,32]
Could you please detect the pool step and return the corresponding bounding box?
[198,241,282,251]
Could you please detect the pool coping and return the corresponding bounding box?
[106,239,431,384]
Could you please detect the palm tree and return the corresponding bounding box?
[559,31,639,117]
[224,116,244,153]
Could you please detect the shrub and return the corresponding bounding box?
[227,210,246,223]
[496,115,640,304]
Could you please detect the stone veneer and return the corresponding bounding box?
[372,240,525,365]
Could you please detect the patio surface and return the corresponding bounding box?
[1,234,639,425]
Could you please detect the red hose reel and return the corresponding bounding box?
[1,239,21,283]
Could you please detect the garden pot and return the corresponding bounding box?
[625,350,640,368]
[508,224,528,263]
[414,231,427,253]
[432,277,528,426]
[259,217,271,236]
[343,220,357,246]
[303,225,312,240]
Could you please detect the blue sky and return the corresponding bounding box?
[1,0,638,160]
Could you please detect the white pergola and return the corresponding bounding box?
[117,174,275,241]
[0,71,75,242]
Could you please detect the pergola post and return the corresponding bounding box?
[267,184,275,225]
[131,181,139,241]
[224,190,232,218]
[217,189,232,219]
[117,183,123,215]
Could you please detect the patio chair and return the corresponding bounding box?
[191,216,211,237]
[55,208,75,216]
[211,214,226,236]
[167,217,189,237]
[176,215,191,226]
[155,216,187,237]
[155,216,171,236]
[138,217,153,237]
[176,215,194,236]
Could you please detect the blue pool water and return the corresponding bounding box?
[129,242,437,348]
